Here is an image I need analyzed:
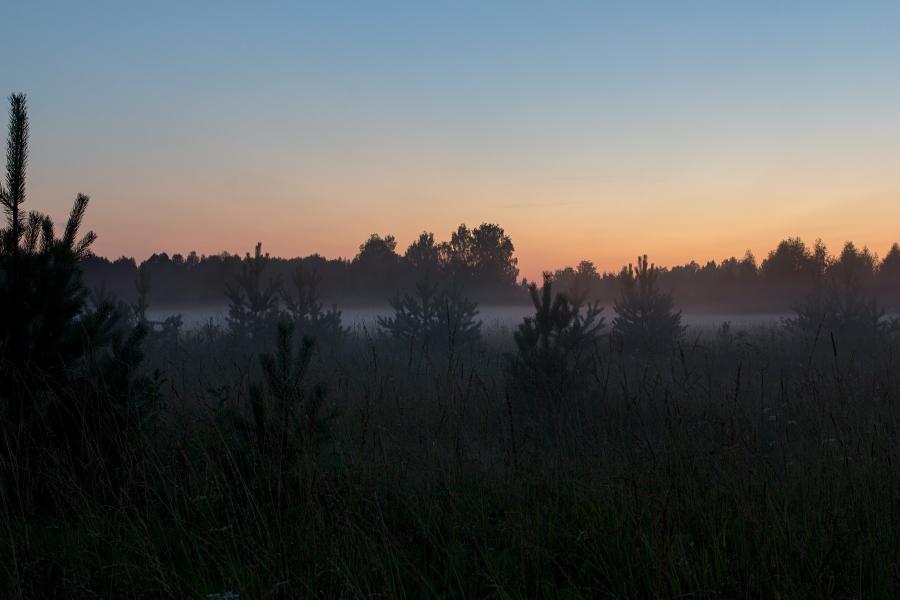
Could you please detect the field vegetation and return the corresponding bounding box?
[2,95,898,598]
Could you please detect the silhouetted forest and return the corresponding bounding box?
[83,226,521,306]
[83,234,900,312]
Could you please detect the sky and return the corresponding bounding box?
[3,1,900,280]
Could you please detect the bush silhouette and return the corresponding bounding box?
[507,273,604,410]
[282,263,344,341]
[378,273,482,356]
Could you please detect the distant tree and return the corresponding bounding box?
[612,255,684,356]
[880,243,900,275]
[739,250,758,282]
[573,260,600,295]
[439,224,475,279]
[437,222,518,289]
[880,243,900,277]
[354,232,400,290]
[707,250,758,305]
[404,231,441,273]
[226,242,281,340]
[575,259,599,280]
[470,223,519,286]
[762,237,817,282]
[356,233,398,266]
[789,241,890,348]
[758,238,830,309]
[186,250,200,268]
[550,260,603,301]
[811,238,830,277]
[878,243,900,306]
[830,241,876,283]
[551,266,577,291]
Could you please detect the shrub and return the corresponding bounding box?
[506,273,604,410]
[282,263,344,342]
[378,274,482,356]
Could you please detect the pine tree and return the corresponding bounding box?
[507,273,604,407]
[378,273,482,355]
[245,322,329,461]
[0,93,150,454]
[438,283,482,352]
[225,242,281,341]
[282,263,344,341]
[612,255,683,356]
[1,95,102,403]
[378,276,441,347]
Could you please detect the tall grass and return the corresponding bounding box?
[1,320,897,598]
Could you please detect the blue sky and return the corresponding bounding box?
[3,1,900,276]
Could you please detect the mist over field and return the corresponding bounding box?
[4,2,900,597]
[147,305,796,331]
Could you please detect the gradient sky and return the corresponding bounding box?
[3,1,900,279]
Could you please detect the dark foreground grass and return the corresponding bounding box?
[2,326,899,598]
[7,454,896,597]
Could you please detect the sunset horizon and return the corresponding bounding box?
[72,221,900,284]
[7,2,900,281]
[3,3,900,596]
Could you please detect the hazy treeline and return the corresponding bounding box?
[84,232,900,311]
[554,238,900,312]
[83,225,521,306]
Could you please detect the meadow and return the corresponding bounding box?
[3,309,898,598]
[2,91,898,598]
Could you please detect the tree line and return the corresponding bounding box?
[82,234,900,312]
[550,239,900,312]
[82,224,521,306]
